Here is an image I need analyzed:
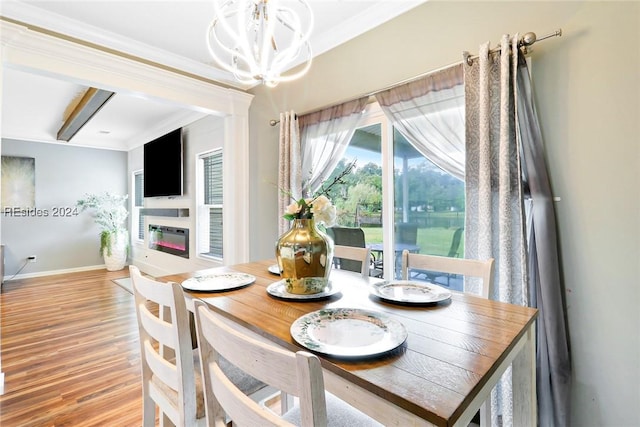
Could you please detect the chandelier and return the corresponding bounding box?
[206,0,314,87]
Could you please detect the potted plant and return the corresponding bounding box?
[77,192,129,271]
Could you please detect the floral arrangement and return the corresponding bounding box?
[76,192,129,256]
[282,160,356,227]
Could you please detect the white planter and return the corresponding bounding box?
[104,230,128,271]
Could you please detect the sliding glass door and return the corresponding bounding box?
[326,103,465,283]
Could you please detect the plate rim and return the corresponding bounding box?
[267,264,281,275]
[370,279,452,304]
[290,307,407,357]
[266,279,339,301]
[181,272,256,292]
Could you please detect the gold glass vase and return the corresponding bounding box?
[275,218,334,294]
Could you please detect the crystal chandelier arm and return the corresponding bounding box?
[206,0,314,87]
[269,43,313,84]
[264,2,313,82]
[258,2,278,73]
[207,0,258,81]
[275,1,314,43]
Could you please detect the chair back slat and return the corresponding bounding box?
[400,251,495,299]
[130,265,199,427]
[333,245,371,278]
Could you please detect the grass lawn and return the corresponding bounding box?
[362,226,464,257]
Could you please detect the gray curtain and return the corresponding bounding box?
[278,111,302,235]
[464,34,529,426]
[516,55,571,427]
[465,34,570,426]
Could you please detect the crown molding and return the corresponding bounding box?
[1,0,428,90]
[311,0,426,57]
[0,0,251,90]
[0,20,253,114]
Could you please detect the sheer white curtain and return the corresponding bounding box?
[299,98,368,195]
[278,111,301,235]
[464,35,528,426]
[374,64,465,181]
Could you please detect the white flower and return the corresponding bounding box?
[284,201,302,216]
[311,195,331,212]
[311,195,337,227]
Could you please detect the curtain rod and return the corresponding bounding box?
[464,29,562,65]
[269,58,461,126]
[270,28,562,126]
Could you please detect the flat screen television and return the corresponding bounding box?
[143,128,184,197]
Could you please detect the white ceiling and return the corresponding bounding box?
[1,0,426,151]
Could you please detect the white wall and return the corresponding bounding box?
[247,2,639,426]
[128,115,226,277]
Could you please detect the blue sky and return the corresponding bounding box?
[344,145,381,168]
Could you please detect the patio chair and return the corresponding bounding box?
[446,227,464,258]
[395,222,418,245]
[410,227,464,286]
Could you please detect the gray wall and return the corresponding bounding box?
[1,139,127,276]
[247,2,639,426]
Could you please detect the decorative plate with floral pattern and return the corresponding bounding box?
[181,273,255,292]
[370,280,452,304]
[266,280,340,301]
[290,308,407,358]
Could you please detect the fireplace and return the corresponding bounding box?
[148,224,189,258]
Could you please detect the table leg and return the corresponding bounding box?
[512,322,537,427]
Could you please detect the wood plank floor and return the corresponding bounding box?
[0,269,144,427]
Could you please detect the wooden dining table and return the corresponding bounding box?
[158,259,538,427]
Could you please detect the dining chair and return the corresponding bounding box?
[333,244,371,279]
[400,250,494,298]
[129,265,269,427]
[399,251,494,426]
[193,300,383,427]
[327,226,383,277]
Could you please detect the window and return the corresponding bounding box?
[328,102,465,281]
[197,149,223,259]
[132,170,144,242]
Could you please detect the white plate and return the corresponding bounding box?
[266,280,340,301]
[267,264,281,275]
[181,272,255,292]
[290,308,407,358]
[370,280,451,304]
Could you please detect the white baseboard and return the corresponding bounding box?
[2,264,109,283]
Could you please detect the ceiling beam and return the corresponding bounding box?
[57,87,114,141]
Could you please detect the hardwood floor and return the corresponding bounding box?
[0,269,144,426]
